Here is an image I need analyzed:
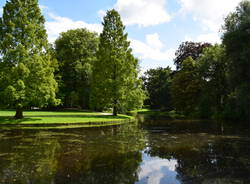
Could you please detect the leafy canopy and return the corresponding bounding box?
[55,28,99,108]
[171,57,203,116]
[142,67,173,110]
[0,0,59,117]
[174,41,211,70]
[222,0,250,120]
[91,9,145,115]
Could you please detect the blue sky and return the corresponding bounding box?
[0,0,243,71]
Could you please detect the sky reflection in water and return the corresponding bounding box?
[136,153,180,184]
[0,118,250,184]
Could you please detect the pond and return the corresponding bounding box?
[0,115,250,184]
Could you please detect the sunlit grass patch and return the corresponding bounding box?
[0,110,134,127]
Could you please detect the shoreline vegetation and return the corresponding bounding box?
[129,108,185,119]
[0,1,249,122]
[0,110,134,129]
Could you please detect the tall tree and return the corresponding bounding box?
[91,9,145,116]
[198,45,227,118]
[171,57,203,116]
[0,0,59,119]
[222,0,250,120]
[174,41,211,70]
[55,29,99,109]
[142,67,173,110]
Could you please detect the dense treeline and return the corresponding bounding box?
[0,0,249,120]
[143,1,250,121]
[0,0,144,118]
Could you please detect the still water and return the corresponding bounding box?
[0,115,250,184]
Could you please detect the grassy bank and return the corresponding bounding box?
[129,108,184,119]
[0,110,134,127]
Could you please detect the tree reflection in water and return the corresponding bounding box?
[0,119,250,184]
[0,122,146,184]
[143,119,250,184]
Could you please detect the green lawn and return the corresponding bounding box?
[0,110,134,126]
[129,108,185,119]
[129,108,151,113]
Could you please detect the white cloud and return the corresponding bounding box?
[130,36,175,62]
[45,13,102,43]
[39,5,48,11]
[106,0,171,27]
[98,10,106,20]
[0,8,3,16]
[146,33,164,49]
[185,32,221,44]
[129,33,175,70]
[178,0,241,32]
[196,33,221,44]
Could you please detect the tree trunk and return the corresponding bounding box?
[112,61,118,116]
[14,108,23,119]
[113,99,118,116]
[113,106,117,116]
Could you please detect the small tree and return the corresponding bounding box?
[91,9,145,115]
[0,0,60,119]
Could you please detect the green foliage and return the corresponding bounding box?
[174,41,211,70]
[223,1,250,120]
[55,28,99,109]
[168,1,249,120]
[198,45,227,118]
[171,45,228,119]
[171,57,204,116]
[142,67,173,110]
[0,0,59,118]
[91,9,145,115]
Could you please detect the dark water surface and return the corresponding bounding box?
[0,115,250,184]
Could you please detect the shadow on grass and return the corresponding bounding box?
[0,114,130,125]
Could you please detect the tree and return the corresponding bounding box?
[55,29,99,109]
[0,0,59,119]
[142,67,173,110]
[174,41,211,70]
[198,45,227,118]
[171,57,203,116]
[91,9,145,116]
[222,0,250,120]
[0,60,4,108]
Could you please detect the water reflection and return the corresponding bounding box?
[142,118,250,184]
[0,117,250,184]
[0,131,60,183]
[0,123,146,184]
[136,154,179,184]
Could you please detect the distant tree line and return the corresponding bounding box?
[142,1,250,121]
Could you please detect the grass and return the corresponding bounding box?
[129,108,152,114]
[0,110,134,126]
[129,108,185,119]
